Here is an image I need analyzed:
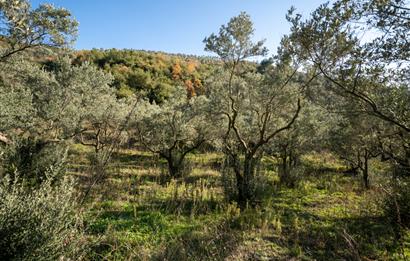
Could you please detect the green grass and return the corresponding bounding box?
[68,144,409,260]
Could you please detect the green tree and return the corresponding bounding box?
[331,113,382,188]
[283,0,410,173]
[0,56,119,185]
[204,12,302,206]
[0,0,78,145]
[133,86,209,178]
[0,0,78,61]
[269,100,334,185]
[0,57,114,141]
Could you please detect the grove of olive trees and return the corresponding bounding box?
[0,0,409,260]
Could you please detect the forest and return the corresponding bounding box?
[0,0,409,260]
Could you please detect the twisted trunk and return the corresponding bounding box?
[230,152,260,207]
[162,151,185,179]
[363,150,370,189]
[166,156,184,178]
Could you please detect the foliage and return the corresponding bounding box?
[0,0,78,61]
[73,49,217,102]
[0,1,409,259]
[0,57,114,141]
[0,173,88,260]
[133,86,210,178]
[1,137,68,186]
[204,12,268,63]
[283,0,410,174]
[204,12,302,205]
[383,174,410,229]
[268,99,336,184]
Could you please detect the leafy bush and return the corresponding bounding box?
[383,176,410,229]
[1,138,68,186]
[0,173,88,260]
[279,165,305,188]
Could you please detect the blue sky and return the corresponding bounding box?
[29,0,325,56]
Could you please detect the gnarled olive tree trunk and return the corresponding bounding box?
[163,151,186,179]
[227,151,262,207]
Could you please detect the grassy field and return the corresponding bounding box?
[68,145,410,260]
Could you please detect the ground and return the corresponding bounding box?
[68,145,410,260]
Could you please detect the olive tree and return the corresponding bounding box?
[0,57,114,141]
[283,0,410,174]
[330,113,382,188]
[134,86,209,178]
[0,0,78,61]
[269,100,335,184]
[204,12,302,206]
[78,90,135,154]
[78,94,138,203]
[0,0,78,144]
[0,56,121,185]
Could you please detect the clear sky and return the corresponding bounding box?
[29,0,325,56]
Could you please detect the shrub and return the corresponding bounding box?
[0,173,88,260]
[383,176,410,230]
[279,165,305,188]
[1,138,68,186]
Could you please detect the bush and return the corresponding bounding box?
[1,138,68,186]
[383,176,410,229]
[279,165,305,188]
[0,173,88,260]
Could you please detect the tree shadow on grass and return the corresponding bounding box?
[111,151,159,166]
[267,194,402,260]
[87,202,243,260]
[183,171,221,186]
[144,197,222,216]
[151,219,242,261]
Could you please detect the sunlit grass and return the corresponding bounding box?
[69,146,409,260]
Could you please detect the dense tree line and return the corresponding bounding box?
[71,48,220,102]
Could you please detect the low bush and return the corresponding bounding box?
[1,137,68,186]
[0,173,89,260]
[279,165,305,188]
[383,176,410,229]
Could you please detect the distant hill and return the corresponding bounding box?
[71,49,222,102]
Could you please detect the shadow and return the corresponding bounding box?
[143,197,222,216]
[135,172,162,183]
[183,172,220,186]
[266,191,401,260]
[87,203,244,260]
[111,151,160,166]
[151,219,242,261]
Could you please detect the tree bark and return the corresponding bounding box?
[279,145,290,184]
[233,152,259,208]
[165,152,185,179]
[363,151,370,189]
[166,158,180,178]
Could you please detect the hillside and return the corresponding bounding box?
[72,49,221,102]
